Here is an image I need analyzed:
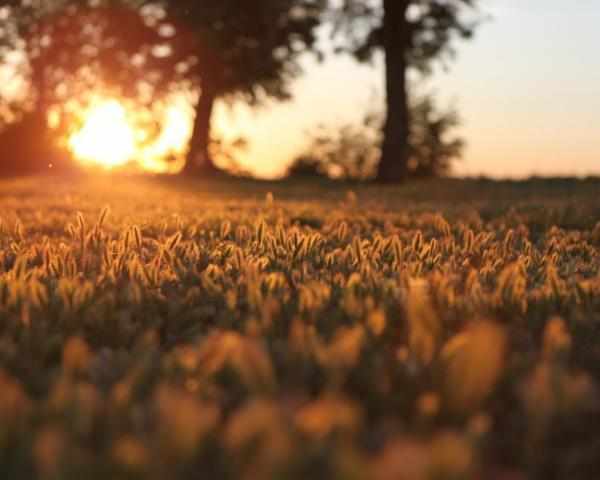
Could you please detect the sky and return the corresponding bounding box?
[215,0,600,178]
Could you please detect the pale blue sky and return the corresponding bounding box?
[216,0,600,178]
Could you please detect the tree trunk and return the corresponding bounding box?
[183,81,218,176]
[377,0,410,183]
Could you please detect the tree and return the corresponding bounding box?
[333,0,479,182]
[0,0,186,173]
[157,0,324,175]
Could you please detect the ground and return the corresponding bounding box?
[0,174,599,479]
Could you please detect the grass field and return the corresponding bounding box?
[1,174,599,479]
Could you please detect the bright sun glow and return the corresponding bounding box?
[69,100,137,168]
[66,93,195,173]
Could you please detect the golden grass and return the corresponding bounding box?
[0,174,599,479]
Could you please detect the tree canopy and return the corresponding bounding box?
[334,0,478,70]
[159,0,325,173]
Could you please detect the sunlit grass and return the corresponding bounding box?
[0,176,599,479]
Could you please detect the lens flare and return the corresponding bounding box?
[69,100,136,168]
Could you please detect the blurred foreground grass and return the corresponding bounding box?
[0,174,599,479]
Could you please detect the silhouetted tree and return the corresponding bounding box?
[0,0,186,173]
[333,0,479,182]
[160,1,324,175]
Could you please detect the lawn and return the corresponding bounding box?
[1,174,599,479]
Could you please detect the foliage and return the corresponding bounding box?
[290,112,381,180]
[332,0,480,72]
[0,176,599,479]
[407,95,463,177]
[0,1,185,119]
[161,0,325,102]
[290,94,463,180]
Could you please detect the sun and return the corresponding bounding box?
[65,92,195,173]
[69,100,137,168]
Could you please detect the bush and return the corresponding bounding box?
[289,94,463,180]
